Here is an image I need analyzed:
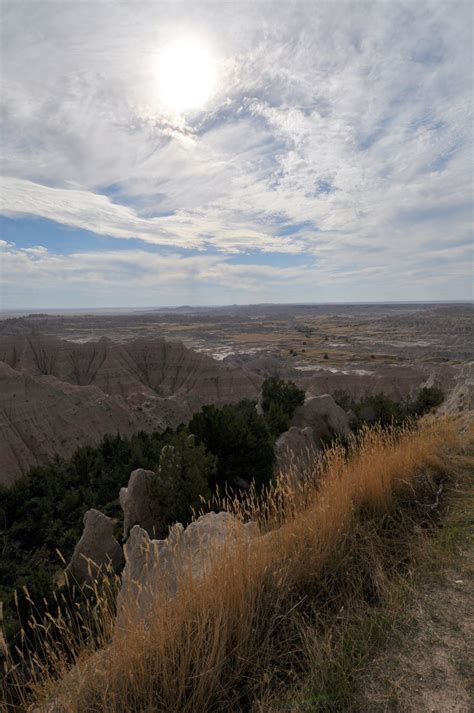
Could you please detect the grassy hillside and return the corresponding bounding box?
[0,396,279,646]
[4,415,472,712]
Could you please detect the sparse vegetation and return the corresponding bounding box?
[333,386,445,428]
[4,416,470,712]
[0,380,446,670]
[412,385,445,414]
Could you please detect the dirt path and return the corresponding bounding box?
[363,544,474,712]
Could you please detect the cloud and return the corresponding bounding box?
[1,241,471,309]
[0,0,472,305]
[1,176,309,253]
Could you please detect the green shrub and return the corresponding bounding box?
[261,376,305,415]
[148,431,215,532]
[264,402,292,437]
[332,389,355,412]
[412,386,444,415]
[260,376,305,436]
[189,401,275,490]
[332,386,444,429]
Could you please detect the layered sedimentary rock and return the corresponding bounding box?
[0,331,259,484]
[0,361,150,486]
[303,364,457,402]
[439,361,474,415]
[229,350,458,403]
[68,509,123,583]
[0,332,258,405]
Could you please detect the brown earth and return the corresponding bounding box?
[1,303,472,485]
[362,540,474,712]
[0,330,259,485]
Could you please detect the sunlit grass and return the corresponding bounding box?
[3,417,471,712]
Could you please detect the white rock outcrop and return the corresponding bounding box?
[120,468,162,539]
[291,394,351,444]
[116,511,258,628]
[68,509,123,583]
[439,361,474,415]
[274,426,318,478]
[275,395,351,476]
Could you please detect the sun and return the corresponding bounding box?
[156,37,217,113]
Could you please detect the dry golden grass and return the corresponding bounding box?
[4,417,470,713]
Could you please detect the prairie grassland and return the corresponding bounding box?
[4,417,472,712]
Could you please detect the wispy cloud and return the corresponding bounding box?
[0,0,472,306]
[1,240,471,309]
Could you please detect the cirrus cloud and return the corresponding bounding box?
[0,0,472,307]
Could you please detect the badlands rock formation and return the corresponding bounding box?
[0,330,259,484]
[68,464,258,627]
[116,512,259,628]
[303,365,456,402]
[292,394,351,443]
[68,453,260,628]
[0,361,143,486]
[120,468,163,539]
[275,426,318,478]
[68,509,123,583]
[274,395,351,477]
[439,361,474,415]
[227,353,458,403]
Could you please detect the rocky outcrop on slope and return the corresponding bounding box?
[292,395,351,444]
[439,362,474,415]
[65,464,258,626]
[120,468,162,539]
[274,426,318,478]
[68,509,123,583]
[303,364,457,402]
[116,512,259,628]
[274,395,351,478]
[0,332,259,485]
[0,332,259,405]
[227,351,458,404]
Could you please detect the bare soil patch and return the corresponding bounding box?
[362,545,474,712]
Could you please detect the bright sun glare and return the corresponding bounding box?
[156,37,217,113]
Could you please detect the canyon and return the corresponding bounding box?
[0,302,472,485]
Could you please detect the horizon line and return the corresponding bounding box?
[1,298,473,316]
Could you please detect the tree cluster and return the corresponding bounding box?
[332,386,444,428]
[260,376,305,437]
[0,377,306,645]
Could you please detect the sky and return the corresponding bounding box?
[0,0,472,309]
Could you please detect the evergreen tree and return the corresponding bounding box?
[150,432,215,530]
[189,402,275,490]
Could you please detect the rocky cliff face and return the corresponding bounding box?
[0,361,148,486]
[439,361,474,415]
[0,331,259,485]
[227,352,458,402]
